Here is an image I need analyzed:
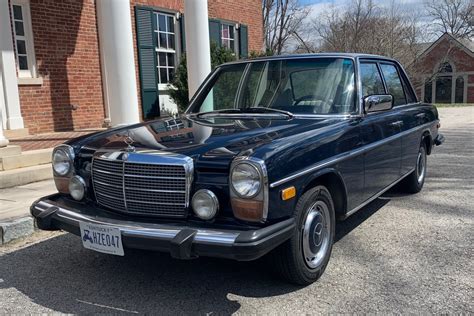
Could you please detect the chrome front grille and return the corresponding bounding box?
[91,153,192,218]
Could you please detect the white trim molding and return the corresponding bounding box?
[0,0,24,130]
[11,0,37,79]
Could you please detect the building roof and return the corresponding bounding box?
[417,33,474,59]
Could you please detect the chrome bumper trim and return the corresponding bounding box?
[34,201,239,245]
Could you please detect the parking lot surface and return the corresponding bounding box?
[0,107,472,314]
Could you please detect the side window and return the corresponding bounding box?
[380,63,406,106]
[360,63,385,97]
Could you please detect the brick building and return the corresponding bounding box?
[412,33,474,104]
[0,0,263,138]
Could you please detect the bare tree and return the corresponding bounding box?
[313,0,423,70]
[263,0,310,54]
[425,0,474,39]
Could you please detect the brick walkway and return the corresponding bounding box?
[8,130,102,151]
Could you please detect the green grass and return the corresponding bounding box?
[434,103,474,108]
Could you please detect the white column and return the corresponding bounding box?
[0,0,24,130]
[0,107,8,147]
[184,0,212,100]
[96,0,140,127]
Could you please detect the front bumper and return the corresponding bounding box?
[30,194,295,261]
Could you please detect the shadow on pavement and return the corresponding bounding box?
[0,197,392,314]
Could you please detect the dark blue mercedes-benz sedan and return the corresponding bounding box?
[31,53,444,285]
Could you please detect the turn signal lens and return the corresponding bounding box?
[230,198,264,222]
[281,186,296,200]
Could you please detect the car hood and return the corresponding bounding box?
[72,115,345,167]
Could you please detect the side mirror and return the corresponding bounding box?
[364,94,393,113]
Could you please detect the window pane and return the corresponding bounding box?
[360,63,385,96]
[380,64,406,106]
[424,81,432,103]
[159,68,168,83]
[159,33,167,49]
[14,21,25,36]
[13,5,23,20]
[229,39,235,51]
[168,34,175,50]
[194,58,356,114]
[229,26,234,39]
[158,14,166,32]
[222,39,230,49]
[168,68,175,82]
[16,40,26,54]
[199,64,246,112]
[435,76,452,103]
[222,25,229,38]
[455,76,464,103]
[18,55,28,70]
[158,52,166,67]
[167,16,174,33]
[167,53,174,67]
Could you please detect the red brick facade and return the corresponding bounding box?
[411,34,474,104]
[14,0,105,134]
[10,0,263,134]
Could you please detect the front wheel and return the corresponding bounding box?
[402,141,427,193]
[270,186,335,285]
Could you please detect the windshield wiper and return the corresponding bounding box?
[196,107,293,119]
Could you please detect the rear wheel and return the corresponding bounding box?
[270,186,335,285]
[402,141,427,193]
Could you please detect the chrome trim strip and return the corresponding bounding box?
[345,167,415,217]
[93,168,186,180]
[34,201,238,245]
[270,120,437,188]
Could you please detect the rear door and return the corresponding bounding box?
[359,61,403,201]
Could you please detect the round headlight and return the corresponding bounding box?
[231,162,262,198]
[69,176,86,201]
[192,189,219,220]
[52,147,73,176]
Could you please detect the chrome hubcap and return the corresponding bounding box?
[416,147,426,184]
[302,200,331,269]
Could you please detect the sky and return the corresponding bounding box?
[299,0,429,21]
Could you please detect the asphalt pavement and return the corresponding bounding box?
[0,106,472,314]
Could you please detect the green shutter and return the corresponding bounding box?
[135,7,160,119]
[239,24,248,58]
[179,15,186,52]
[209,19,221,47]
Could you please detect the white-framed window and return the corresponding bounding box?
[11,0,37,78]
[154,12,177,84]
[221,23,236,52]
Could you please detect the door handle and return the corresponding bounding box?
[389,121,403,128]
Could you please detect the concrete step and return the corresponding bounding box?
[0,145,22,158]
[0,164,53,189]
[0,148,52,171]
[4,128,29,139]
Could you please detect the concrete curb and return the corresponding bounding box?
[0,216,36,245]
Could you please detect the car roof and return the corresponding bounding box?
[222,53,398,66]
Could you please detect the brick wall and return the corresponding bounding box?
[16,0,105,134]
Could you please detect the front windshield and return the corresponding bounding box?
[189,58,356,115]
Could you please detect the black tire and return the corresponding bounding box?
[402,141,427,193]
[269,185,335,285]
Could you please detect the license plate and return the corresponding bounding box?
[79,222,124,256]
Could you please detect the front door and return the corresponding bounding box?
[359,61,402,201]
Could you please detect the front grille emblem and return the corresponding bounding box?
[124,135,135,152]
